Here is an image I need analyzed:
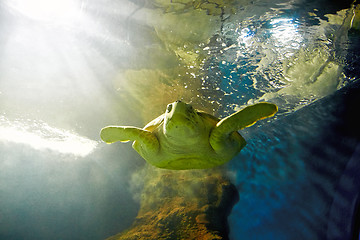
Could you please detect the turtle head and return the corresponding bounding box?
[163,101,204,141]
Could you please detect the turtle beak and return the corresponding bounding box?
[163,101,201,138]
[169,101,189,118]
[164,101,188,128]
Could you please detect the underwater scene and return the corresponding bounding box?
[0,0,360,239]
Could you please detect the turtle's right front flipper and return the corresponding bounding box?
[210,102,277,154]
[100,126,159,153]
[214,102,278,134]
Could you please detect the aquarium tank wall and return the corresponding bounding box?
[0,0,359,239]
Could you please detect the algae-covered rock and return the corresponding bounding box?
[113,68,220,122]
[142,0,240,68]
[106,168,239,239]
[350,4,360,31]
[148,9,220,68]
[151,0,236,16]
[257,6,357,109]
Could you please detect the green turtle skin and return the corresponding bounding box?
[100,101,278,170]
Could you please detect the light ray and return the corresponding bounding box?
[6,0,82,24]
[0,116,98,157]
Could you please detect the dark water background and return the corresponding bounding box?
[228,80,360,239]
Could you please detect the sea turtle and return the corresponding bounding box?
[100,101,278,170]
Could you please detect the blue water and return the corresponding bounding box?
[228,81,360,239]
[0,0,359,239]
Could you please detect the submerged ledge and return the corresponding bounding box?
[106,169,239,240]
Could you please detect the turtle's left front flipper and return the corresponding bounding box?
[210,102,278,153]
[100,126,159,153]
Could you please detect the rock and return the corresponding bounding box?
[106,168,239,240]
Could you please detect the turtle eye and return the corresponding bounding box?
[167,104,172,112]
